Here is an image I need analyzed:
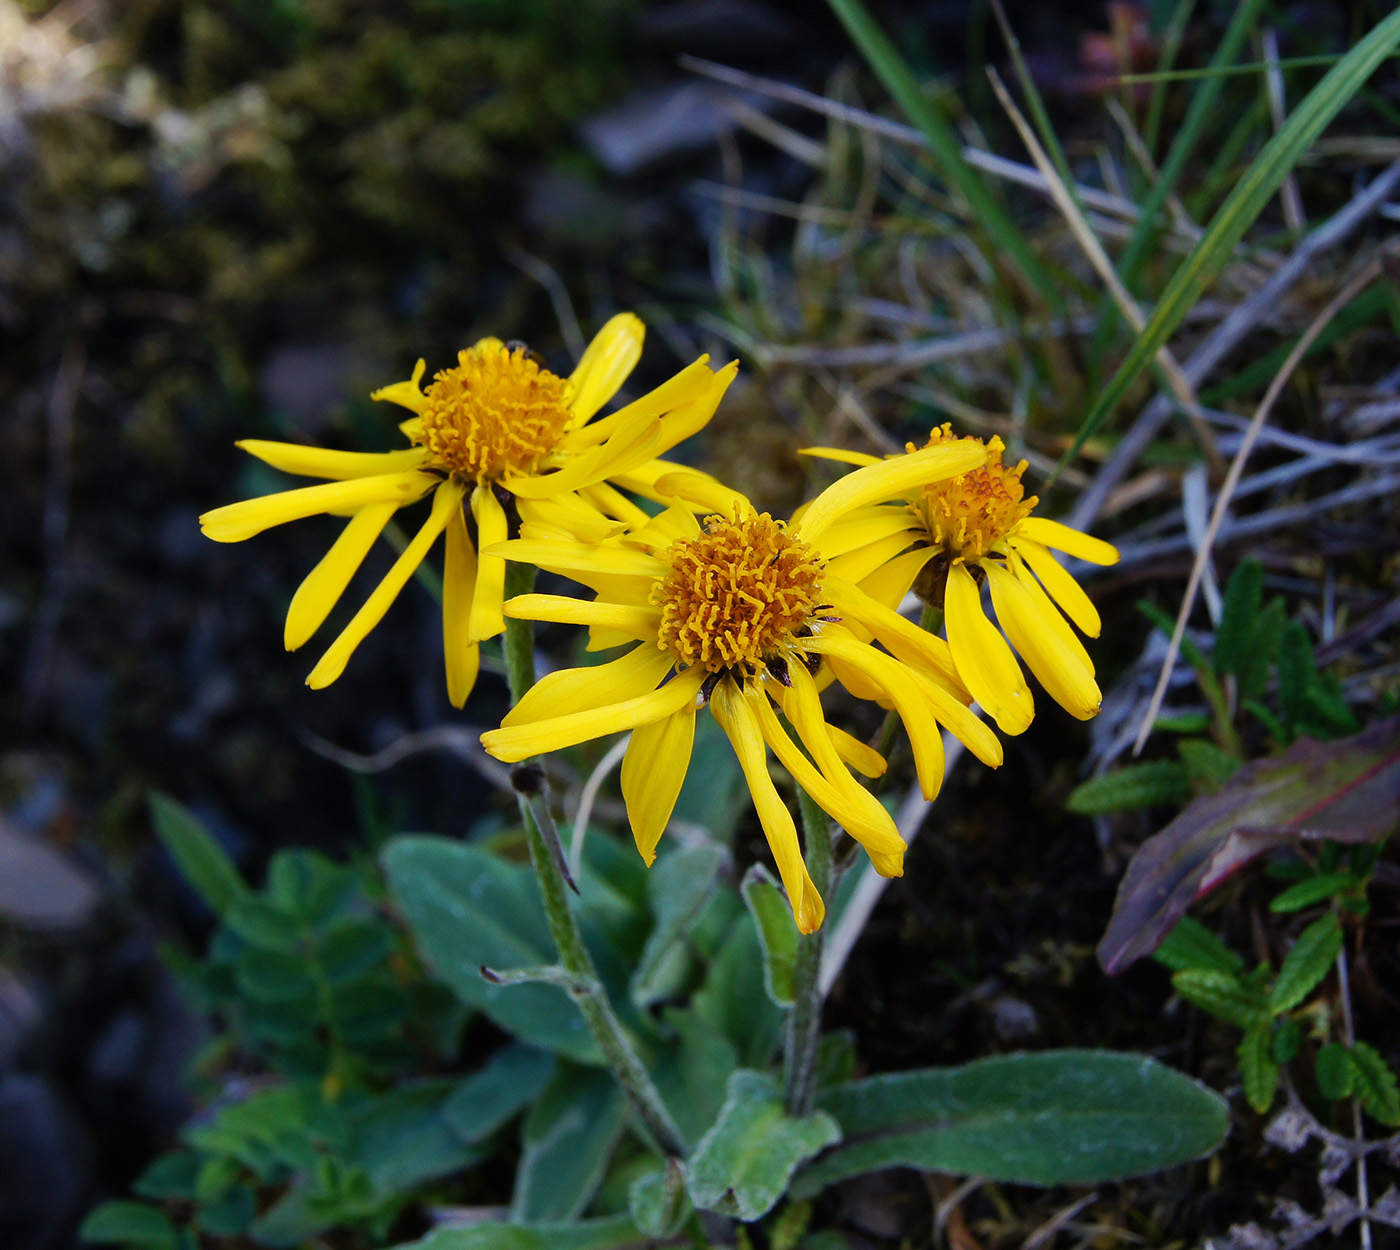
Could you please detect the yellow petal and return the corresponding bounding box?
[506,405,662,499]
[1006,551,1094,671]
[285,500,398,651]
[710,682,824,934]
[854,546,936,614]
[236,440,427,480]
[370,359,428,414]
[1014,517,1119,565]
[502,593,661,641]
[567,356,714,447]
[443,497,480,708]
[1012,539,1101,637]
[503,642,674,728]
[483,539,667,581]
[773,665,906,876]
[482,665,706,763]
[611,458,748,516]
[306,481,461,689]
[200,472,434,543]
[815,505,915,559]
[823,576,967,697]
[467,485,508,642]
[621,709,696,865]
[578,481,653,529]
[806,634,947,800]
[798,446,883,467]
[793,441,989,544]
[984,561,1101,720]
[517,492,629,545]
[826,723,887,778]
[568,312,645,426]
[944,562,1033,735]
[651,360,738,450]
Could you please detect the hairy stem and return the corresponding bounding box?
[784,786,836,1116]
[501,561,686,1156]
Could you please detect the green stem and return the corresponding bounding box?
[784,787,836,1116]
[501,562,686,1157]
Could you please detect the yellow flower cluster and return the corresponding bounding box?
[202,316,1118,932]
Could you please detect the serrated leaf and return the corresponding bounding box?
[741,866,798,1007]
[1173,969,1269,1029]
[631,841,728,1010]
[1152,917,1244,976]
[80,1201,178,1248]
[1270,873,1357,914]
[383,836,597,1063]
[396,1214,643,1250]
[1099,717,1400,973]
[1277,622,1316,732]
[1239,599,1286,700]
[797,1050,1228,1192]
[1177,739,1242,795]
[628,1158,689,1239]
[444,1045,556,1146]
[1215,558,1263,681]
[1315,1043,1355,1100]
[511,1062,628,1222]
[1269,914,1342,1014]
[1237,1025,1280,1113]
[148,792,246,917]
[1348,1041,1400,1126]
[1067,762,1193,814]
[1272,1017,1301,1065]
[685,1070,840,1220]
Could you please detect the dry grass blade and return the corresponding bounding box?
[1132,254,1390,754]
[985,68,1221,475]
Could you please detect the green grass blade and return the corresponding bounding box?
[825,0,1060,308]
[1064,7,1400,471]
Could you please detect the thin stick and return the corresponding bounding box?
[1262,28,1307,238]
[1132,256,1386,753]
[569,735,630,878]
[1336,939,1372,1250]
[503,245,585,361]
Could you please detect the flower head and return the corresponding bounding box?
[198,315,736,706]
[481,445,1002,933]
[805,425,1120,733]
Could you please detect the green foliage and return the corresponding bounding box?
[1067,761,1192,813]
[148,792,247,916]
[794,1051,1228,1191]
[741,866,800,1008]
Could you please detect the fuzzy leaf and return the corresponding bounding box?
[685,1070,840,1221]
[628,1159,690,1239]
[1269,914,1342,1014]
[1099,718,1400,973]
[444,1045,555,1146]
[1237,1025,1280,1114]
[631,841,728,1010]
[400,1215,643,1250]
[1067,762,1192,814]
[795,1051,1228,1192]
[1315,1043,1355,1100]
[741,866,799,1008]
[1153,917,1244,976]
[1173,969,1269,1029]
[1348,1041,1400,1126]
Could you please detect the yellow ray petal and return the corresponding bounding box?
[482,665,706,763]
[578,481,653,529]
[710,683,824,934]
[200,472,435,543]
[815,505,915,559]
[503,642,674,728]
[771,684,888,778]
[306,481,461,689]
[285,500,398,651]
[1014,517,1119,565]
[824,529,918,589]
[370,359,428,414]
[984,561,1101,720]
[1011,539,1101,637]
[624,499,704,551]
[775,665,906,876]
[399,416,423,439]
[823,576,966,696]
[507,406,662,500]
[612,459,748,516]
[236,440,427,480]
[798,446,883,467]
[944,562,1033,735]
[467,485,508,642]
[853,546,936,613]
[650,360,738,451]
[568,312,645,426]
[517,492,629,545]
[502,594,661,640]
[443,496,480,708]
[567,355,714,446]
[483,539,667,581]
[804,633,947,801]
[621,708,696,865]
[1005,550,1093,671]
[793,441,988,544]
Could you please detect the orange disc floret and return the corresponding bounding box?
[653,509,824,672]
[417,339,573,481]
[909,425,1037,562]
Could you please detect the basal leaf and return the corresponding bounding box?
[796,1050,1228,1192]
[80,1201,178,1249]
[444,1045,556,1146]
[741,865,799,1008]
[685,1070,840,1221]
[631,840,728,1010]
[1099,718,1400,973]
[397,1215,643,1250]
[1315,1043,1354,1100]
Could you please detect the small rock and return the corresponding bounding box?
[0,822,100,932]
[580,83,770,177]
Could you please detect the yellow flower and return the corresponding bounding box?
[198,314,736,706]
[480,441,1000,933]
[804,425,1119,734]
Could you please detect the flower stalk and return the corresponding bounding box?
[784,786,836,1116]
[501,561,687,1158]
